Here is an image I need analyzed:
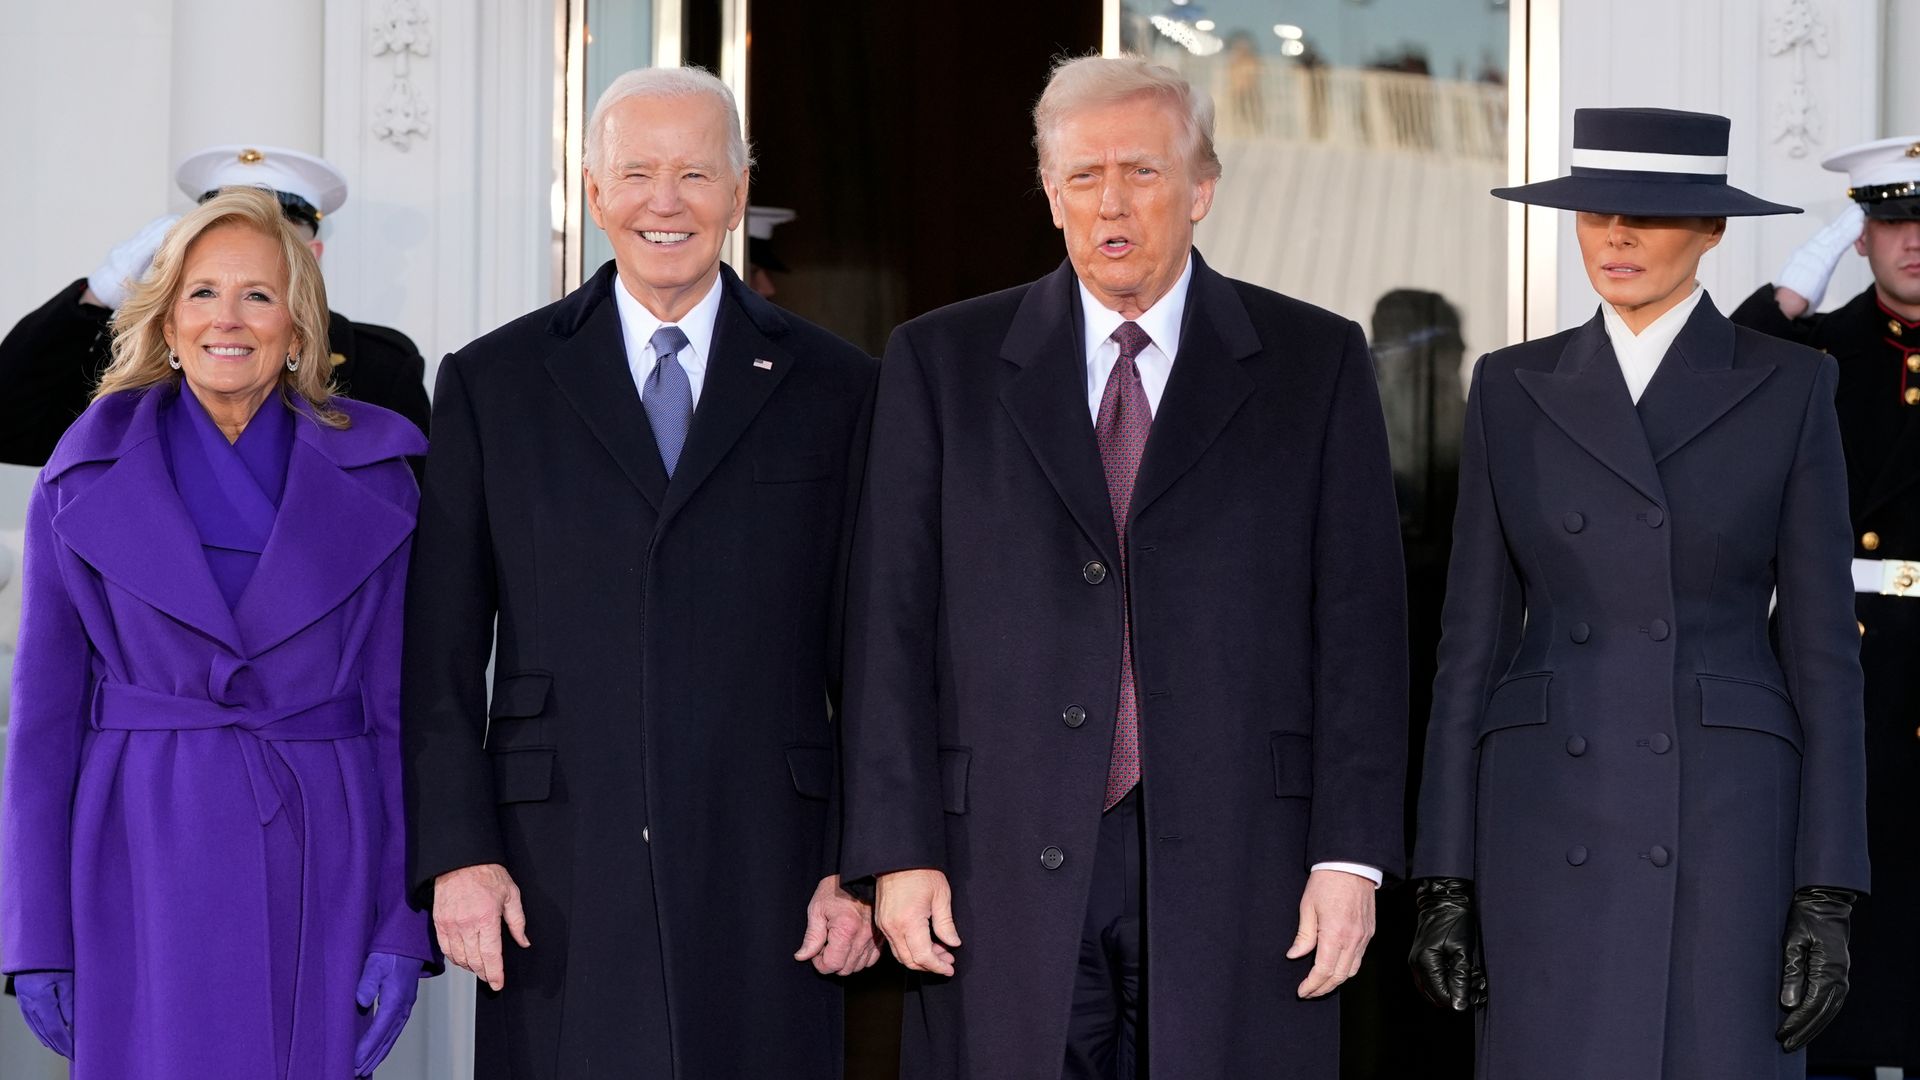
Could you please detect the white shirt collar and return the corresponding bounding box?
[1078,255,1194,421]
[1600,283,1705,405]
[612,269,725,407]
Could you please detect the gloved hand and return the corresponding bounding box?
[1776,203,1867,313]
[354,952,424,1077]
[85,213,181,310]
[13,970,75,1058]
[1408,876,1487,1011]
[1777,885,1857,1053]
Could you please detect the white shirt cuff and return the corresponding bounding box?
[1311,861,1384,888]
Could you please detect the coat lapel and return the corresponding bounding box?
[1635,296,1774,464]
[50,390,243,650]
[998,261,1123,568]
[542,265,669,511]
[231,409,417,656]
[1515,314,1668,507]
[1129,253,1257,522]
[657,268,793,531]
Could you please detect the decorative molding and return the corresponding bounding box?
[1766,0,1830,158]
[370,0,433,150]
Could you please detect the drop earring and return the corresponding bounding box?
[285,353,299,373]
[167,351,181,370]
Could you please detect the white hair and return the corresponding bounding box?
[584,66,754,176]
[1033,54,1221,184]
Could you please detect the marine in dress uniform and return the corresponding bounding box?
[1731,134,1920,1077]
[0,145,429,467]
[1410,108,1870,1080]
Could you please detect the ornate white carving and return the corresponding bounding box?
[1766,0,1830,158]
[370,0,433,150]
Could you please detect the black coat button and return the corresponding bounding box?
[1567,845,1588,866]
[1063,705,1087,729]
[1083,561,1107,585]
[1566,735,1587,757]
[1649,733,1671,754]
[1649,619,1671,642]
[1570,622,1591,644]
[1649,845,1671,868]
[1040,846,1065,870]
[1645,506,1665,528]
[1563,511,1585,533]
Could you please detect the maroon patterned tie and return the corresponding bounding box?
[1098,321,1154,810]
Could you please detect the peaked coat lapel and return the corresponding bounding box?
[542,265,669,511]
[1130,254,1257,522]
[998,261,1123,568]
[657,269,794,531]
[1635,296,1774,465]
[1517,315,1669,507]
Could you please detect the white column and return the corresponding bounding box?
[169,0,326,187]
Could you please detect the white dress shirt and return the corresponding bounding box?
[1600,283,1704,404]
[613,270,724,408]
[1074,258,1383,889]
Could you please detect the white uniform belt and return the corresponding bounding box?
[1852,557,1920,597]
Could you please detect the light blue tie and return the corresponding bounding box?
[643,326,693,476]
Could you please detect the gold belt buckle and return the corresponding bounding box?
[1881,559,1920,597]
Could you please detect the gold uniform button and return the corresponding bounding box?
[1909,355,1920,373]
[1894,319,1907,337]
[1859,620,1867,637]
[1906,387,1920,406]
[1863,531,1881,551]
[330,352,348,367]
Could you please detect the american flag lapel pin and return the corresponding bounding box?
[753,358,774,370]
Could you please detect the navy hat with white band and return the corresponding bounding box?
[1493,108,1800,218]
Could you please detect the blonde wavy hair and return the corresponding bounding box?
[96,186,345,428]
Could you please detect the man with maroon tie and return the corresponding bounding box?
[840,54,1409,1080]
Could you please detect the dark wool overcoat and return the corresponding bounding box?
[402,262,876,1080]
[1414,296,1870,1080]
[841,253,1409,1080]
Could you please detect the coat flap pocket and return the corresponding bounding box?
[754,452,831,484]
[939,746,971,815]
[489,671,552,720]
[1476,672,1551,744]
[1269,732,1312,798]
[1698,675,1803,752]
[491,746,556,804]
[786,744,834,800]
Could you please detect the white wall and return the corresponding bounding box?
[1550,0,1884,330]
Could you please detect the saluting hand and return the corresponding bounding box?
[433,862,531,991]
[876,868,961,976]
[794,874,882,975]
[1289,868,1376,998]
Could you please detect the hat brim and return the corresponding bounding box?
[1864,196,1920,222]
[1491,176,1801,217]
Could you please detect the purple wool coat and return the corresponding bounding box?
[0,383,434,1079]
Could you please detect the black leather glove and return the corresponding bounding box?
[1409,876,1487,1011]
[1777,885,1858,1053]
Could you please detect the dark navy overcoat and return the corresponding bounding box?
[841,254,1409,1079]
[1413,296,1870,1080]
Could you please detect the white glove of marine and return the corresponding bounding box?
[85,213,182,310]
[1775,203,1867,312]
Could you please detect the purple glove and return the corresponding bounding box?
[14,970,75,1058]
[354,952,423,1077]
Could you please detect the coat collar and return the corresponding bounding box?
[998,250,1256,564]
[542,260,797,523]
[1515,295,1770,506]
[48,385,419,656]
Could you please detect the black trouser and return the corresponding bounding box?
[1063,788,1146,1080]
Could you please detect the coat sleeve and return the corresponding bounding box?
[1728,283,1819,347]
[822,358,882,880]
[1773,357,1870,893]
[0,477,94,973]
[365,536,440,964]
[838,326,947,884]
[1305,322,1411,878]
[1411,357,1526,881]
[401,354,505,905]
[0,279,111,467]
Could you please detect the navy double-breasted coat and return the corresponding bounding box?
[842,254,1409,1079]
[1414,296,1869,1080]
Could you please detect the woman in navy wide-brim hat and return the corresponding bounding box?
[1408,107,1869,1080]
